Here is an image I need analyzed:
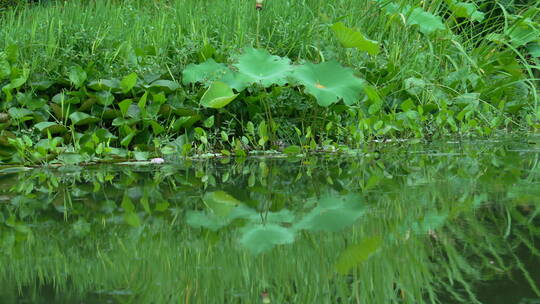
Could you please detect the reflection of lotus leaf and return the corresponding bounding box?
[294,193,364,232]
[239,224,295,255]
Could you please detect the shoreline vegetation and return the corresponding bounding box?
[0,0,539,165]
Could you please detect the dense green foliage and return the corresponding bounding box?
[1,140,539,302]
[0,0,539,164]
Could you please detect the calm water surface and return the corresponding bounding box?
[0,139,539,303]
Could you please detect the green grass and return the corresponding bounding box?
[0,0,539,164]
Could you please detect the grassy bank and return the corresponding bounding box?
[0,0,539,164]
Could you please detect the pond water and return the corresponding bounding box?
[1,138,539,303]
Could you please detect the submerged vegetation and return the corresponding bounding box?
[0,0,538,164]
[1,139,540,302]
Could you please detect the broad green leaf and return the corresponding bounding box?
[283,145,301,155]
[200,81,239,109]
[34,122,67,134]
[182,59,229,85]
[118,99,133,117]
[120,72,138,93]
[445,0,484,22]
[147,80,180,92]
[331,22,380,55]
[239,224,295,255]
[203,115,215,128]
[404,77,427,96]
[68,65,87,88]
[335,236,382,275]
[408,8,446,35]
[203,190,242,217]
[69,112,99,126]
[8,108,33,120]
[149,120,165,135]
[57,152,85,164]
[95,90,115,106]
[292,61,364,106]
[172,115,201,131]
[121,132,136,147]
[234,48,292,87]
[506,18,540,47]
[87,79,121,91]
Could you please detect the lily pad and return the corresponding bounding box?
[292,61,364,106]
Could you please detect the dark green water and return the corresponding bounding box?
[1,139,539,303]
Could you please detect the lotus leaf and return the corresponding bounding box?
[292,61,364,106]
[331,22,380,55]
[234,48,292,87]
[200,81,239,109]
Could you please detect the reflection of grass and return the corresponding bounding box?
[1,144,539,302]
[1,201,538,303]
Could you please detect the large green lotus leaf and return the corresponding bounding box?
[294,193,365,232]
[200,81,239,109]
[219,70,251,91]
[291,61,364,106]
[408,8,446,35]
[335,236,382,275]
[239,224,295,255]
[330,22,380,55]
[182,59,229,85]
[445,0,484,22]
[234,48,292,87]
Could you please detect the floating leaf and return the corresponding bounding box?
[239,224,295,255]
[234,48,292,87]
[292,61,364,106]
[200,81,239,109]
[331,22,380,55]
[335,236,382,275]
